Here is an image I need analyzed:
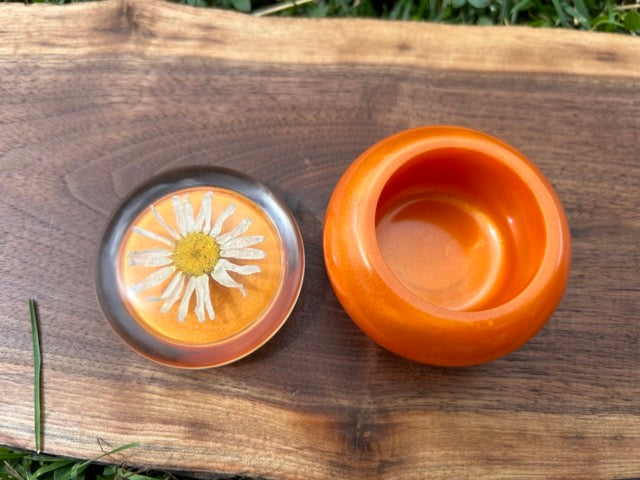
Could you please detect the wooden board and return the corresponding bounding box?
[1,0,639,478]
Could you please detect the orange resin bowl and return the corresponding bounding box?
[323,126,571,366]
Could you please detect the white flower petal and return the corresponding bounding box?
[161,274,185,314]
[129,248,172,257]
[194,281,204,323]
[160,271,183,300]
[150,205,180,240]
[132,227,173,247]
[196,275,214,321]
[132,266,174,292]
[209,203,236,237]
[195,275,209,323]
[217,218,251,244]
[221,247,266,260]
[127,248,172,266]
[202,278,215,321]
[134,257,173,267]
[177,276,197,322]
[172,195,187,236]
[219,235,264,250]
[183,195,196,233]
[127,250,173,267]
[211,259,261,296]
[195,191,212,233]
[212,260,246,296]
[217,259,261,276]
[145,271,181,302]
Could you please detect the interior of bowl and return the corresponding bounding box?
[375,147,546,312]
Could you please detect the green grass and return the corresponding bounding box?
[9,0,639,33]
[28,300,42,455]
[0,446,256,480]
[0,446,188,480]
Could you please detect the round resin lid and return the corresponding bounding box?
[95,167,304,368]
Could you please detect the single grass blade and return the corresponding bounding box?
[428,0,437,20]
[551,0,570,26]
[564,5,589,28]
[572,0,590,22]
[29,298,42,454]
[499,0,510,24]
[252,0,313,16]
[510,0,532,24]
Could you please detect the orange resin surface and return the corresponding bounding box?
[324,126,571,366]
[376,196,504,311]
[117,187,283,345]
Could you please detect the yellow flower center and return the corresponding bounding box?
[172,232,220,276]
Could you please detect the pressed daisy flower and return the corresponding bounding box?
[127,192,266,323]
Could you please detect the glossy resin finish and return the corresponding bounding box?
[96,167,304,368]
[324,126,571,366]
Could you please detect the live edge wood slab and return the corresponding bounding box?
[1,1,639,478]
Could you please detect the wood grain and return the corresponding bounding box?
[2,0,640,77]
[1,1,639,478]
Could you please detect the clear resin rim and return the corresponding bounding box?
[95,166,304,368]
